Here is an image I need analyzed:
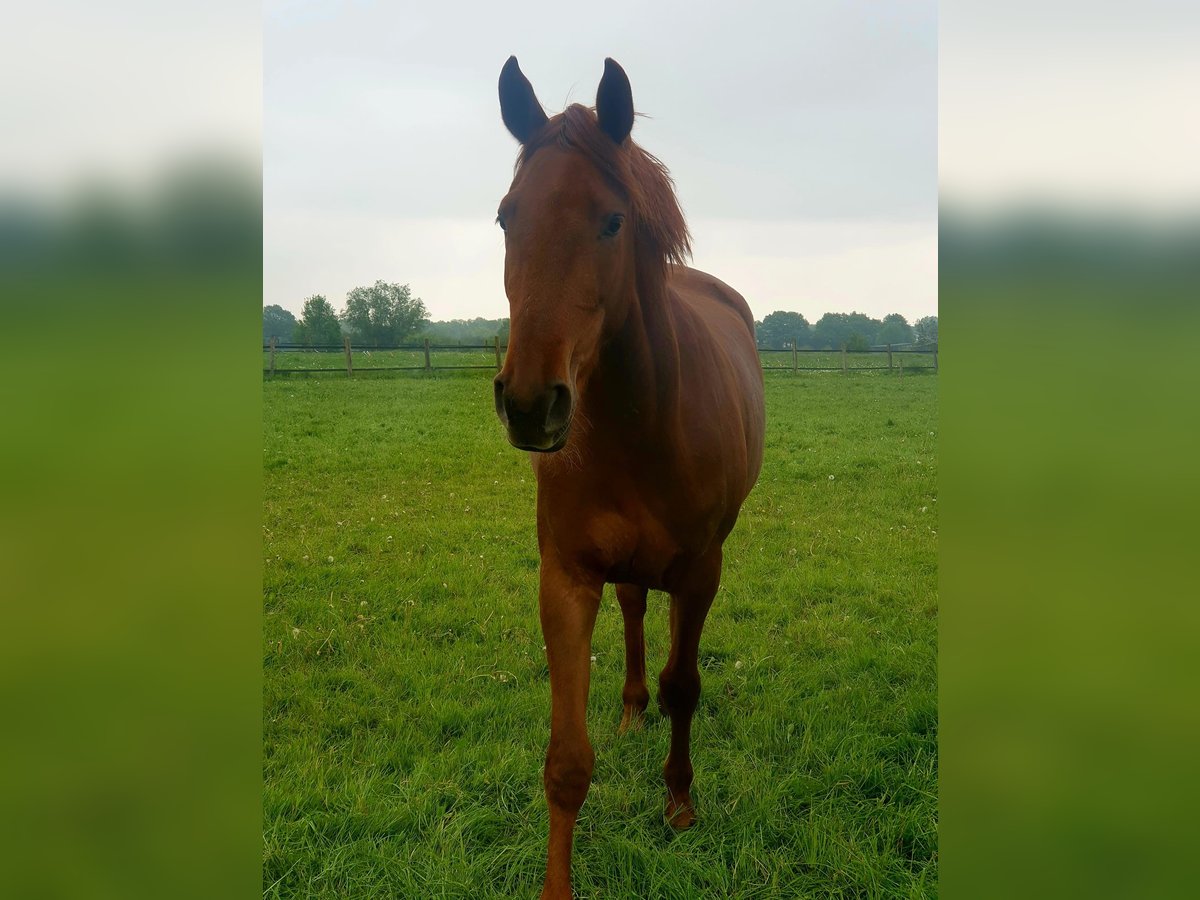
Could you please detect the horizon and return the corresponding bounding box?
[264,297,936,329]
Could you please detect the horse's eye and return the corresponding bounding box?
[602,214,624,238]
[496,213,507,232]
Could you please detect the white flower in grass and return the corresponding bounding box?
[735,660,744,670]
[828,475,835,481]
[327,556,334,563]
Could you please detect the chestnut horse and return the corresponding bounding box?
[494,57,765,899]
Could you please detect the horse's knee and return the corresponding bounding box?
[623,680,650,710]
[658,667,700,717]
[544,738,594,812]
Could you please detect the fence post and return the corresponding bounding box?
[494,335,502,372]
[899,356,904,378]
[792,340,798,373]
[887,343,892,371]
[269,336,277,377]
[842,347,848,374]
[933,348,938,373]
[423,338,431,371]
[343,336,353,377]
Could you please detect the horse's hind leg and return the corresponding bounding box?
[658,553,720,829]
[616,583,649,734]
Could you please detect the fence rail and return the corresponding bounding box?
[264,337,937,377]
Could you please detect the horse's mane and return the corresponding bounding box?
[516,104,692,269]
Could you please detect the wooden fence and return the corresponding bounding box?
[759,345,938,374]
[264,338,937,377]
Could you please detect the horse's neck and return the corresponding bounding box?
[586,266,682,443]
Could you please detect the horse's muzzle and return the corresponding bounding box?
[493,377,573,452]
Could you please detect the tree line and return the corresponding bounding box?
[754,310,937,351]
[263,282,431,347]
[263,281,512,347]
[264,286,936,351]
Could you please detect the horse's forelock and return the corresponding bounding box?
[515,104,691,268]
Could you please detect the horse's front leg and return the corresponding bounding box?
[616,583,649,734]
[658,550,721,830]
[538,561,602,900]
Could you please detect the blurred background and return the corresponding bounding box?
[940,2,1199,898]
[0,3,261,898]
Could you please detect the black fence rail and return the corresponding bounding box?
[263,337,938,377]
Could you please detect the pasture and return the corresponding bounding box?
[263,371,938,898]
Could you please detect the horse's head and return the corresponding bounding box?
[492,57,640,453]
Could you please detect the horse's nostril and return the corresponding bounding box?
[545,382,573,431]
[493,378,507,418]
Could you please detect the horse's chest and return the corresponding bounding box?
[541,486,713,591]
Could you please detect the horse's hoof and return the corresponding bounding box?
[665,794,696,830]
[618,705,645,735]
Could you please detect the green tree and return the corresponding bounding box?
[813,311,883,350]
[292,295,342,346]
[419,317,509,346]
[262,304,297,343]
[913,315,938,346]
[878,313,914,347]
[341,280,429,346]
[755,310,810,350]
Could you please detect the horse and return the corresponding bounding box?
[494,56,765,899]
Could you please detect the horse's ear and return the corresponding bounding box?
[499,56,548,144]
[596,58,634,145]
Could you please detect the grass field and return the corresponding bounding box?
[263,370,938,898]
[263,348,937,374]
[265,348,501,372]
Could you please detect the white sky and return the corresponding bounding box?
[264,1,938,323]
[940,1,1200,211]
[1,2,260,193]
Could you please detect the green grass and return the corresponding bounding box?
[263,370,938,898]
[265,348,499,372]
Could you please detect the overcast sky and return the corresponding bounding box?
[264,1,937,323]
